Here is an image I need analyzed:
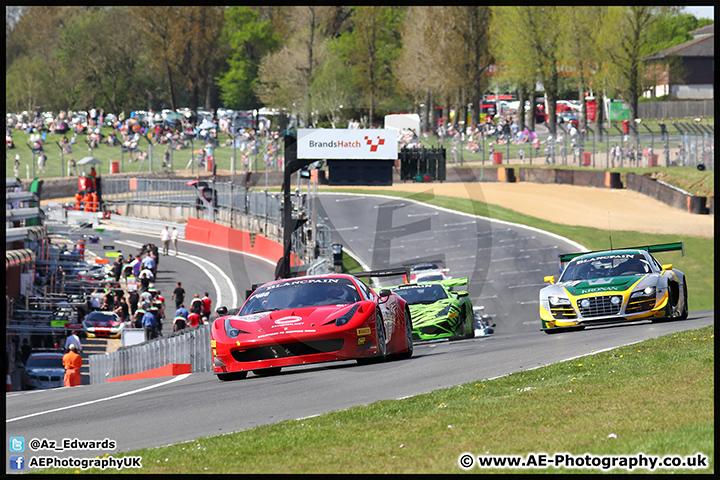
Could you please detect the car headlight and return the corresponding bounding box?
[224,318,250,338]
[548,295,571,306]
[436,305,452,318]
[630,286,656,299]
[335,305,360,327]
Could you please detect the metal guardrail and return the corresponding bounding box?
[100,178,284,224]
[108,215,187,238]
[89,324,212,384]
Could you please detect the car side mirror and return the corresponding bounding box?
[456,291,469,297]
[544,276,555,284]
[378,289,392,298]
[661,264,673,272]
[216,306,228,315]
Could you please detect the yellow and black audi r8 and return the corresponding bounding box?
[539,242,688,334]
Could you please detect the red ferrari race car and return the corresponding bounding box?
[211,272,413,381]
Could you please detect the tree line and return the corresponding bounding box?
[5,6,711,136]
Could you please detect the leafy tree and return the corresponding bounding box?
[6,6,87,111]
[217,6,280,110]
[557,6,604,131]
[56,7,149,113]
[134,6,185,110]
[6,55,52,113]
[335,6,405,126]
[309,42,356,128]
[491,6,564,135]
[395,7,429,127]
[491,7,538,132]
[176,6,226,111]
[451,6,493,129]
[645,12,713,54]
[597,6,675,141]
[255,7,332,125]
[413,7,457,131]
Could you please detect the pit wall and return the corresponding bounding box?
[184,217,299,267]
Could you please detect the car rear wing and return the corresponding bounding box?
[558,241,685,264]
[438,277,468,288]
[354,267,411,280]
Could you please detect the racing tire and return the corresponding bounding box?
[678,278,689,320]
[217,371,248,381]
[357,309,387,365]
[252,367,282,376]
[450,305,473,341]
[394,307,414,360]
[465,305,476,339]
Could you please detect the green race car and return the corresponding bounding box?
[389,278,475,341]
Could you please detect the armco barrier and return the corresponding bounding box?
[626,173,708,214]
[89,324,212,384]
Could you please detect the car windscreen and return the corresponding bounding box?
[411,263,439,273]
[26,356,63,368]
[240,278,362,315]
[416,273,445,283]
[86,312,118,322]
[560,253,651,282]
[393,285,448,304]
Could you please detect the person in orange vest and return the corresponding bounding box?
[62,344,82,387]
[74,191,82,211]
[83,192,92,212]
[90,191,99,212]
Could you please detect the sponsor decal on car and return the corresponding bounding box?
[274,316,304,325]
[575,254,638,264]
[578,286,627,293]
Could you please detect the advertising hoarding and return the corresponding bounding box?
[297,128,398,160]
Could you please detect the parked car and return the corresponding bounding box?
[25,352,65,390]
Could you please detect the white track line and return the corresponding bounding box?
[6,374,191,423]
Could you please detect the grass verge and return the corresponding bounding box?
[43,325,713,474]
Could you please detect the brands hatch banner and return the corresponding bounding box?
[297,128,398,160]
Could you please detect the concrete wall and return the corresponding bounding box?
[517,168,623,189]
[626,173,708,214]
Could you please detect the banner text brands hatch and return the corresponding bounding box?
[297,128,398,160]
